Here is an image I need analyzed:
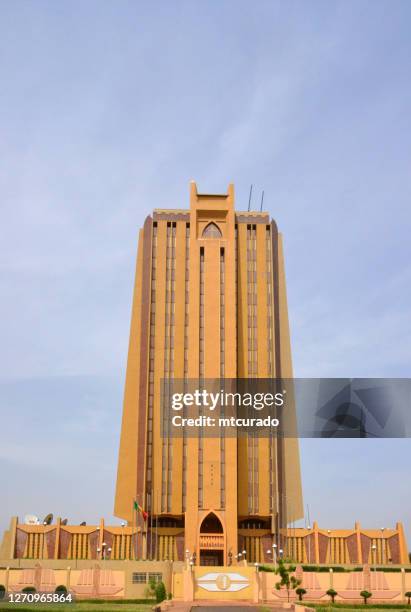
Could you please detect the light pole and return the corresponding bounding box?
[372,544,377,575]
[272,543,277,568]
[242,549,247,566]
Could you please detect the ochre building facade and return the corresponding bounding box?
[115,182,303,565]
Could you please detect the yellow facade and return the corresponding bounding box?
[114,182,303,564]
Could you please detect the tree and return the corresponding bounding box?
[326,588,337,603]
[275,559,301,602]
[55,585,67,594]
[405,591,411,605]
[296,587,307,601]
[155,581,166,603]
[360,590,372,604]
[144,576,157,600]
[0,585,5,601]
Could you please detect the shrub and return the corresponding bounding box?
[55,585,67,594]
[0,585,5,600]
[22,587,36,594]
[155,581,166,603]
[326,588,338,603]
[405,591,411,605]
[360,590,372,604]
[258,565,276,572]
[296,587,307,601]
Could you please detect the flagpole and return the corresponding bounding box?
[156,489,159,561]
[137,497,141,560]
[132,499,135,561]
[150,488,153,560]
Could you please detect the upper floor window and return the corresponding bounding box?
[202,222,222,238]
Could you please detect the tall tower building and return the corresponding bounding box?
[115,182,303,565]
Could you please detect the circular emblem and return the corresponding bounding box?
[216,574,231,591]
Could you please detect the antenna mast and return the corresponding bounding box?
[248,184,253,211]
[260,190,264,212]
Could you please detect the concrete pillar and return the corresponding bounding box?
[313,522,320,564]
[182,568,194,602]
[401,568,405,601]
[253,567,260,603]
[98,519,104,561]
[355,522,362,565]
[5,567,10,592]
[54,518,61,560]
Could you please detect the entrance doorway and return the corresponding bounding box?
[200,549,224,566]
[199,512,224,566]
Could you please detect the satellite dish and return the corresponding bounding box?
[61,518,68,526]
[80,521,86,526]
[24,514,40,525]
[43,513,53,525]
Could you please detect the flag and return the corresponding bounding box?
[133,500,148,521]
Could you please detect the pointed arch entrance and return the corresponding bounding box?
[199,512,225,566]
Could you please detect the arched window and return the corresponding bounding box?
[202,223,222,238]
[200,512,223,533]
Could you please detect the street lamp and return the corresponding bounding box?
[279,548,284,560]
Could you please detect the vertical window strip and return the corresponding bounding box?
[146,222,157,512]
[163,223,176,513]
[266,224,275,512]
[246,226,253,514]
[167,223,176,511]
[182,223,190,512]
[266,225,273,376]
[198,247,205,508]
[247,225,259,513]
[220,248,225,508]
[252,225,259,512]
[162,222,176,512]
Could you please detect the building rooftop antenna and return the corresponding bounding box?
[248,184,253,211]
[260,190,264,212]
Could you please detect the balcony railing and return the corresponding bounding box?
[199,534,224,549]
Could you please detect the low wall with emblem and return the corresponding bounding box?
[258,565,411,604]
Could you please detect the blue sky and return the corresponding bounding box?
[1,1,410,544]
